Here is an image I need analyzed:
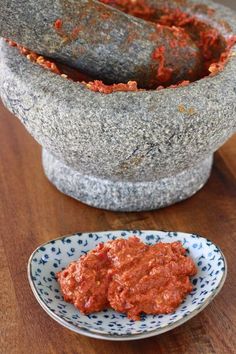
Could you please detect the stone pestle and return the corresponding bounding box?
[0,0,202,88]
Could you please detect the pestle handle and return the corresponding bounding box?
[0,0,202,88]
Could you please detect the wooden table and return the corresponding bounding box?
[1,1,236,352]
[1,105,236,354]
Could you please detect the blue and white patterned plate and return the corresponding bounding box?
[28,230,227,341]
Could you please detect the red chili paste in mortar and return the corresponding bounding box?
[57,237,197,320]
[6,1,236,94]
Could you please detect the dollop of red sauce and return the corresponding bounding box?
[152,45,173,83]
[57,237,197,320]
[5,1,236,94]
[101,0,156,21]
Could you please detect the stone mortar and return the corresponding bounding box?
[0,0,236,211]
[0,0,202,88]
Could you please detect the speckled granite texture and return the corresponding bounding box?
[0,0,201,88]
[42,149,213,211]
[0,0,236,211]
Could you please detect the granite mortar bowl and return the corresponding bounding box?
[0,0,236,211]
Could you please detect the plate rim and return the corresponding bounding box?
[27,230,228,341]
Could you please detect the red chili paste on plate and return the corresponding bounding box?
[57,237,197,320]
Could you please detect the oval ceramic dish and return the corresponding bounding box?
[28,230,227,341]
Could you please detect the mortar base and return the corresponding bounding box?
[42,149,213,212]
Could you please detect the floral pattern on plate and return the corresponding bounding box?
[28,230,227,341]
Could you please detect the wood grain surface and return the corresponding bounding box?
[0,1,236,353]
[1,103,236,354]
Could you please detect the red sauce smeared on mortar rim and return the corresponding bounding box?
[57,237,197,320]
[6,1,236,94]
